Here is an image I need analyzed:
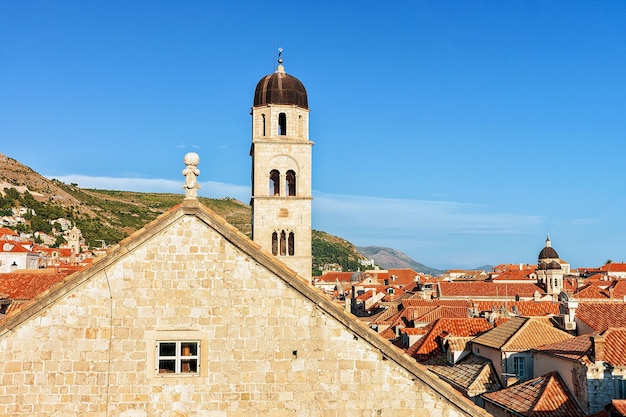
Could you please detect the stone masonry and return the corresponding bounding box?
[0,199,491,416]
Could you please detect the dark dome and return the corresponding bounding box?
[253,67,308,109]
[547,261,562,270]
[539,246,559,260]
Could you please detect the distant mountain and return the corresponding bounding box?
[357,246,443,276]
[474,264,494,272]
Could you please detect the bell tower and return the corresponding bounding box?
[250,52,313,280]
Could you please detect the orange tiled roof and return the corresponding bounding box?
[490,267,537,281]
[426,353,502,395]
[533,334,593,363]
[474,300,560,317]
[574,283,610,299]
[406,318,492,361]
[438,281,544,298]
[0,241,31,253]
[601,328,626,366]
[415,306,469,322]
[611,280,626,298]
[599,262,626,273]
[482,371,586,417]
[0,270,69,300]
[0,228,19,238]
[472,317,572,352]
[401,299,471,308]
[576,303,626,332]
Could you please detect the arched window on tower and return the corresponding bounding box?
[298,114,303,137]
[269,170,280,196]
[278,113,287,136]
[271,232,278,256]
[280,231,287,256]
[286,170,296,196]
[288,232,295,256]
[262,114,266,136]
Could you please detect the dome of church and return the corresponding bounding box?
[547,261,562,270]
[350,271,364,283]
[253,59,308,109]
[538,235,559,260]
[538,246,559,260]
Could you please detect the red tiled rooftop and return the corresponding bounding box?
[533,334,593,363]
[472,317,572,352]
[576,303,626,332]
[599,262,626,273]
[482,371,586,417]
[438,281,544,298]
[406,317,492,361]
[0,270,70,300]
[601,328,626,366]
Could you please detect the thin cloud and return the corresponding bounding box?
[47,175,250,201]
[312,192,543,236]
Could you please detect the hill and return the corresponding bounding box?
[1,153,441,276]
[357,246,443,276]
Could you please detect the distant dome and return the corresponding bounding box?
[538,235,559,260]
[539,246,559,260]
[350,271,364,283]
[253,60,308,109]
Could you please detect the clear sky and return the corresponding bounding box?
[2,1,625,270]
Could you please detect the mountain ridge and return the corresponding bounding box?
[357,246,443,276]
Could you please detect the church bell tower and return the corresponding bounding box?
[250,52,313,280]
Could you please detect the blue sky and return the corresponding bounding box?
[2,1,625,270]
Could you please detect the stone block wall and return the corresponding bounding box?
[0,212,487,416]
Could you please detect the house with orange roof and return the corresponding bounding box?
[599,262,626,279]
[488,264,537,283]
[0,269,70,315]
[471,316,573,386]
[406,317,493,362]
[534,328,626,414]
[0,240,42,272]
[573,302,626,334]
[0,228,19,241]
[482,371,586,417]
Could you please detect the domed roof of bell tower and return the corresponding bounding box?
[253,55,308,109]
[538,234,559,260]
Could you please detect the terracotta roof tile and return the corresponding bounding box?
[482,371,586,417]
[574,284,611,299]
[406,318,492,361]
[601,328,626,366]
[474,301,560,317]
[533,334,593,363]
[472,317,572,351]
[576,303,626,332]
[426,353,503,395]
[438,281,544,298]
[599,262,626,272]
[0,270,69,300]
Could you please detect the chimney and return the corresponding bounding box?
[592,335,606,362]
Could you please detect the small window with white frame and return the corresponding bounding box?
[156,341,200,375]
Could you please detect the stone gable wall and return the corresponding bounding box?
[0,214,485,416]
